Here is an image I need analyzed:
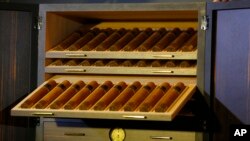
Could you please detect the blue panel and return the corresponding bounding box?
[216,9,250,124]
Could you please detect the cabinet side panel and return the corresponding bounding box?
[215,9,250,124]
[0,10,35,141]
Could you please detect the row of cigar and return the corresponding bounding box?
[51,27,197,52]
[20,80,187,112]
[48,59,196,68]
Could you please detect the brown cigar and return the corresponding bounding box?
[96,28,127,51]
[121,60,134,67]
[154,82,186,112]
[49,59,63,66]
[93,81,127,110]
[151,60,162,67]
[137,28,166,51]
[93,60,107,66]
[179,60,192,68]
[123,28,153,51]
[139,82,171,112]
[50,80,85,109]
[20,80,57,108]
[135,60,147,67]
[78,81,113,110]
[165,60,177,67]
[51,31,84,51]
[151,28,181,51]
[35,80,71,109]
[109,28,140,51]
[66,28,100,51]
[180,32,197,52]
[80,28,114,51]
[108,81,142,111]
[106,60,122,67]
[64,81,99,109]
[123,82,156,111]
[164,28,195,52]
[78,59,95,66]
[64,60,78,66]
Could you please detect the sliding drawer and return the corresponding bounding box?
[43,119,202,141]
[11,75,196,121]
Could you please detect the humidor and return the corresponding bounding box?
[10,2,206,141]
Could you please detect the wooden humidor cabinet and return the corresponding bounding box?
[11,2,206,141]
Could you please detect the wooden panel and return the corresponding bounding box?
[0,10,36,141]
[215,8,250,124]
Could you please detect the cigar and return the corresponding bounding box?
[35,80,71,109]
[164,28,195,52]
[109,28,140,51]
[135,60,147,67]
[93,81,127,110]
[165,60,177,67]
[179,60,192,68]
[78,81,113,110]
[137,28,166,51]
[180,32,197,52]
[154,82,186,112]
[123,28,153,51]
[64,60,79,66]
[106,60,121,67]
[49,59,63,66]
[123,82,156,111]
[151,28,181,51]
[51,30,85,51]
[121,60,134,67]
[151,60,162,67]
[66,28,100,51]
[50,80,85,109]
[64,81,99,109]
[96,28,127,51]
[80,28,114,51]
[139,82,171,112]
[93,60,107,66]
[78,59,95,66]
[20,80,57,108]
[109,81,142,111]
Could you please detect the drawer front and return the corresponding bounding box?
[43,121,202,141]
[125,129,201,141]
[44,121,110,141]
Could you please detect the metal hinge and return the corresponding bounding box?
[34,16,42,30]
[201,15,208,31]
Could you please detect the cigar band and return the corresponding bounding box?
[44,83,53,91]
[129,85,137,92]
[159,86,167,92]
[58,84,67,90]
[173,86,182,93]
[73,84,81,91]
[100,84,109,91]
[86,85,94,91]
[114,85,123,92]
[143,85,151,91]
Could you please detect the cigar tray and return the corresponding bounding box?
[11,75,196,121]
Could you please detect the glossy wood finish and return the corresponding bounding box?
[215,8,250,124]
[207,1,250,141]
[0,4,38,141]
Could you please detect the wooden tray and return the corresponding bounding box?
[11,75,196,121]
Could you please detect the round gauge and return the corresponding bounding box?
[109,128,126,141]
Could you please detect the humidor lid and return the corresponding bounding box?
[11,75,196,121]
